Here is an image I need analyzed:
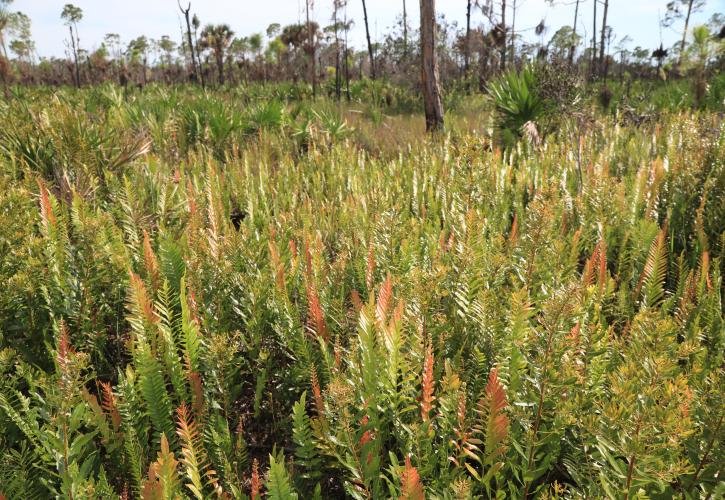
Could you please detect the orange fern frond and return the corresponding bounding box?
[37,178,56,229]
[376,274,392,327]
[399,456,425,500]
[351,289,363,312]
[250,459,261,500]
[306,284,328,341]
[508,213,518,246]
[99,381,122,432]
[481,367,509,460]
[129,269,159,325]
[421,342,435,422]
[188,371,204,419]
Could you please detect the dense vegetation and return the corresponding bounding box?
[0,80,722,499]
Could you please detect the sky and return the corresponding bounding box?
[11,0,724,60]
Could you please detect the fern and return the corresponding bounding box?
[138,347,176,446]
[266,453,298,500]
[291,392,321,481]
[176,404,223,499]
[635,228,668,308]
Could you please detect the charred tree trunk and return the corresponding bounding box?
[569,0,580,65]
[216,50,225,85]
[591,0,597,78]
[306,0,316,97]
[598,0,609,78]
[179,2,200,85]
[362,0,376,79]
[500,0,507,71]
[464,0,472,74]
[403,0,409,59]
[420,0,444,132]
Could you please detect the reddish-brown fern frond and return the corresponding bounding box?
[701,250,711,291]
[188,371,204,419]
[250,459,261,500]
[351,289,363,312]
[304,236,313,278]
[143,230,161,292]
[376,274,392,327]
[306,284,328,341]
[100,381,122,432]
[359,414,372,447]
[129,269,159,325]
[37,178,56,229]
[481,367,509,460]
[421,342,435,422]
[399,456,425,500]
[582,244,600,288]
[508,213,519,245]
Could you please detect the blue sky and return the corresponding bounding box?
[12,0,723,59]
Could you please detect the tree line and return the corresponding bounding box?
[0,0,722,129]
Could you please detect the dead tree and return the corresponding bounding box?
[420,0,444,132]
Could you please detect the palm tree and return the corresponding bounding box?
[199,23,233,85]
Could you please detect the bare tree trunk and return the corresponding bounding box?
[403,0,409,59]
[334,3,341,100]
[598,0,609,77]
[68,25,81,87]
[568,0,580,65]
[179,2,201,85]
[510,0,517,67]
[464,0,472,74]
[193,23,205,87]
[420,0,444,132]
[216,50,225,85]
[362,0,375,78]
[677,0,694,67]
[591,0,597,78]
[306,0,317,96]
[344,3,351,100]
[500,0,507,71]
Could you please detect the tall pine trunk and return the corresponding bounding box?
[598,0,609,78]
[569,0,580,65]
[179,2,200,85]
[677,0,694,67]
[464,0,472,74]
[362,0,375,78]
[500,0,507,71]
[306,0,316,96]
[420,0,444,132]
